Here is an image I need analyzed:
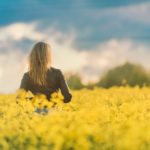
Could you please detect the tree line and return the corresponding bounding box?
[66,62,150,90]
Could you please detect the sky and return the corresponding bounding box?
[0,0,150,93]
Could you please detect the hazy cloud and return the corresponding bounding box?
[0,22,86,93]
[1,22,150,93]
[90,2,150,24]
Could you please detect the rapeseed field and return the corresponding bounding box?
[0,86,150,150]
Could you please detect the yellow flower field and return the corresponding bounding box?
[0,86,150,150]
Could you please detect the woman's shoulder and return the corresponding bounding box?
[49,66,62,74]
[23,71,29,77]
[48,67,64,79]
[22,71,30,79]
[23,67,62,76]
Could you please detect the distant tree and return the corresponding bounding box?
[97,62,150,88]
[66,73,84,90]
[84,82,95,90]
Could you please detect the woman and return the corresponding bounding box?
[20,41,72,103]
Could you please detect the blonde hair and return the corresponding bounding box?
[28,42,52,86]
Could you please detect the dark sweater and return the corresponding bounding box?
[20,67,72,103]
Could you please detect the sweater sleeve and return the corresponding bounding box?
[58,69,72,103]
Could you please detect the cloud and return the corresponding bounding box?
[0,22,44,42]
[0,22,87,93]
[1,22,150,93]
[80,39,150,83]
[116,2,150,24]
[89,2,150,24]
[0,50,28,93]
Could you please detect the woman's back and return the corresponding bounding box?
[20,66,72,103]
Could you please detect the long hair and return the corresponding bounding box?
[28,42,52,86]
